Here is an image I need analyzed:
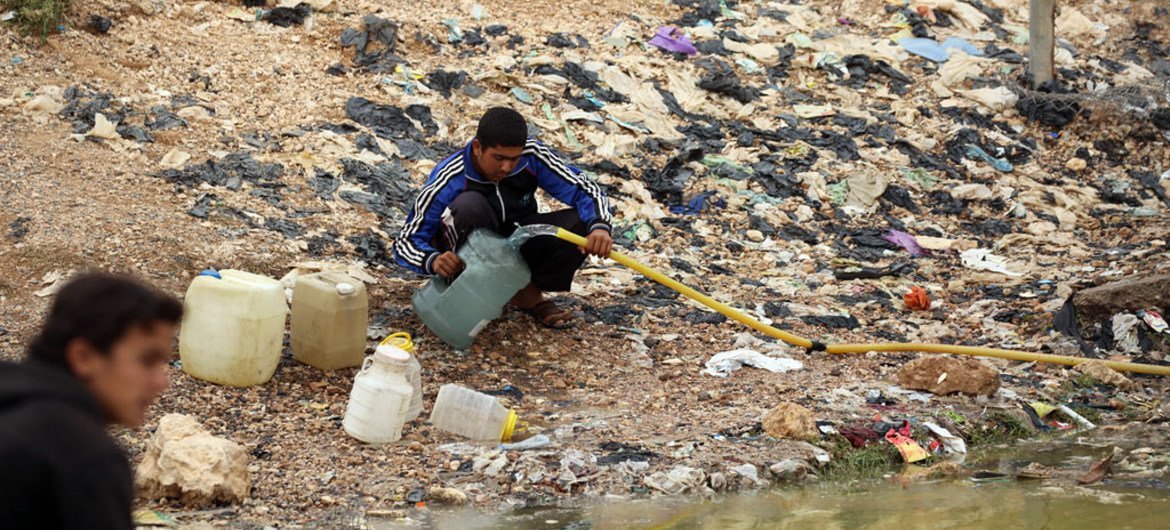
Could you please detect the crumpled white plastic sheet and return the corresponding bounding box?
[703,349,803,377]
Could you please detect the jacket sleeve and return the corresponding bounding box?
[393,159,464,275]
[526,139,613,232]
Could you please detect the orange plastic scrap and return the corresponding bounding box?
[886,429,930,463]
[903,286,931,311]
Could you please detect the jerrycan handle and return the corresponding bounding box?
[359,355,375,374]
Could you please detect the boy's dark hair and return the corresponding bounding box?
[27,273,183,371]
[475,107,527,149]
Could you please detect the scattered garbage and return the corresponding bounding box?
[88,15,112,34]
[703,349,803,377]
[922,422,967,455]
[960,249,1023,277]
[643,466,707,495]
[6,0,1170,521]
[262,3,311,27]
[1077,448,1119,485]
[903,286,931,311]
[885,424,929,463]
[648,26,697,56]
[500,435,551,451]
[429,384,519,442]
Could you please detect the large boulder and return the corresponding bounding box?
[762,402,818,441]
[136,414,250,507]
[1073,274,1170,323]
[896,357,1000,397]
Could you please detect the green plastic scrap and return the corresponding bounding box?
[511,87,533,105]
[542,103,583,151]
[827,181,849,206]
[781,142,812,160]
[701,155,745,170]
[735,57,763,74]
[787,33,814,49]
[1004,25,1029,45]
[442,19,463,43]
[719,0,746,20]
[901,167,937,191]
[738,190,784,205]
[621,221,655,242]
[606,114,650,134]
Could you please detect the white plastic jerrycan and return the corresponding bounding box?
[179,269,289,387]
[428,383,518,442]
[291,271,369,370]
[343,345,414,444]
[378,332,423,421]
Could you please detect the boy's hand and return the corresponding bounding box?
[433,251,465,279]
[581,229,613,257]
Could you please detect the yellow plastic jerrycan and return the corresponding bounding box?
[291,271,369,370]
[179,269,288,387]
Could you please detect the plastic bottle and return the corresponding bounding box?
[428,383,518,442]
[411,229,532,350]
[291,271,368,370]
[378,332,423,421]
[342,346,414,444]
[179,269,288,387]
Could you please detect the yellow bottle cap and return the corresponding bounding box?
[500,410,518,443]
[380,332,415,353]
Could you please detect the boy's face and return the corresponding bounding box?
[70,322,176,427]
[472,139,524,182]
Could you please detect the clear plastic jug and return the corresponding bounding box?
[428,383,518,442]
[379,332,423,421]
[343,346,414,444]
[291,271,369,370]
[179,269,289,387]
[411,229,534,350]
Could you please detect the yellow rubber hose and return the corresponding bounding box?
[557,229,1170,376]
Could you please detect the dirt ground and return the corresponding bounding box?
[2,0,1170,527]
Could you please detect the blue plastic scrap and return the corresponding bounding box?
[964,144,1013,172]
[669,191,725,215]
[900,36,983,63]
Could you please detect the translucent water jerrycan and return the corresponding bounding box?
[179,269,288,387]
[379,332,422,421]
[428,383,518,442]
[411,229,535,350]
[343,345,413,444]
[291,271,369,370]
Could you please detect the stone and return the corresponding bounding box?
[762,402,818,440]
[426,486,468,505]
[136,414,250,507]
[768,459,816,482]
[23,94,64,116]
[1073,274,1170,323]
[135,0,169,15]
[1074,360,1138,391]
[1026,221,1057,236]
[1065,157,1087,171]
[745,229,765,242]
[159,149,191,169]
[950,183,993,200]
[895,357,1001,396]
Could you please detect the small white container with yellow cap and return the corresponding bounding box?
[342,345,413,444]
[429,383,518,442]
[378,332,423,421]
